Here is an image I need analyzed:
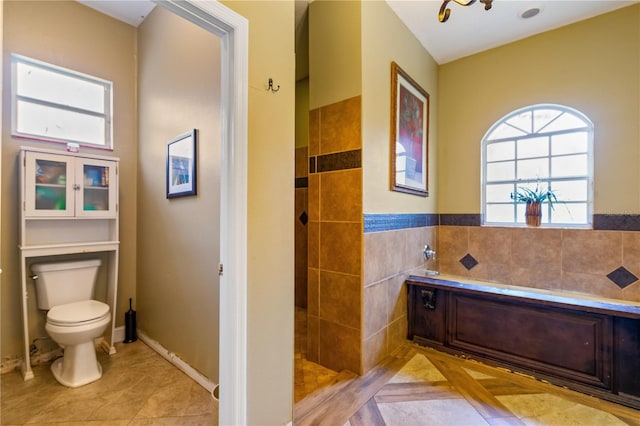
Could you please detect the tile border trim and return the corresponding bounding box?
[310,149,362,174]
[593,214,640,231]
[363,214,640,232]
[364,213,438,233]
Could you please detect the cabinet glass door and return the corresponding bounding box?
[76,159,116,218]
[35,159,68,210]
[24,153,75,217]
[82,164,110,212]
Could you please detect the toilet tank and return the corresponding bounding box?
[31,259,102,310]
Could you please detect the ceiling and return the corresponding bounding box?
[386,0,638,64]
[78,0,638,64]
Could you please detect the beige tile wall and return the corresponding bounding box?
[295,147,308,308]
[308,96,363,373]
[362,226,437,372]
[439,226,640,302]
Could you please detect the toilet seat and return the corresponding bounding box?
[47,300,110,327]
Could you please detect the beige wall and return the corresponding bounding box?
[137,6,220,382]
[438,5,640,214]
[221,1,295,424]
[362,0,439,214]
[1,1,137,361]
[308,0,361,110]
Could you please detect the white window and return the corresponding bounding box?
[11,54,113,149]
[482,104,593,227]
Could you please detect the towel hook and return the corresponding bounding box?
[267,78,280,93]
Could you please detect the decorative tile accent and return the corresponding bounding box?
[593,214,640,231]
[460,253,479,271]
[299,211,308,226]
[316,149,361,173]
[606,267,638,289]
[364,214,438,233]
[440,214,482,226]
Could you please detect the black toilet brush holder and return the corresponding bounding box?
[124,298,137,343]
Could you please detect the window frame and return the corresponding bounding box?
[481,104,594,228]
[11,53,113,150]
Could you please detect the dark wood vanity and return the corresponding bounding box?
[406,275,640,409]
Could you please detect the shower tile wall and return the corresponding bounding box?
[295,146,309,308]
[307,96,363,374]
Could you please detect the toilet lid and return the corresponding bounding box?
[48,300,110,325]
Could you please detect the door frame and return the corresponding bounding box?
[159,1,248,424]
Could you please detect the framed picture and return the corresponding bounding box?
[390,61,429,197]
[166,129,197,198]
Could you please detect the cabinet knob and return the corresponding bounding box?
[72,184,80,191]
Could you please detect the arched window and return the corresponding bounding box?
[482,104,593,227]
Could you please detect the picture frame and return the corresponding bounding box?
[390,61,429,197]
[166,129,197,198]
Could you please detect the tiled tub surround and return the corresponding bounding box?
[439,225,640,302]
[361,212,640,376]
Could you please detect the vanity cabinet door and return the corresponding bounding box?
[24,152,75,217]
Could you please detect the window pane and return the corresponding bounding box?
[552,132,588,155]
[17,61,105,113]
[551,154,587,178]
[517,158,549,179]
[533,109,562,133]
[487,123,527,140]
[486,141,514,162]
[552,203,588,224]
[17,100,105,145]
[517,137,548,159]
[486,161,515,182]
[506,111,532,134]
[543,112,589,133]
[486,184,513,203]
[552,180,587,202]
[486,204,514,222]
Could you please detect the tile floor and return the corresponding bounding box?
[294,307,640,426]
[1,340,217,425]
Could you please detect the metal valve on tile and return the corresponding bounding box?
[423,244,436,261]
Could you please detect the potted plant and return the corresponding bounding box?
[510,183,558,227]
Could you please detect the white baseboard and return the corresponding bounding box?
[137,330,218,399]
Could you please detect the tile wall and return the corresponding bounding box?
[307,96,363,374]
[295,147,309,308]
[362,220,437,372]
[439,223,640,302]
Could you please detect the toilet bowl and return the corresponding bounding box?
[31,259,111,388]
[46,300,111,387]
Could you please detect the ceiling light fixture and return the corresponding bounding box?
[438,0,493,23]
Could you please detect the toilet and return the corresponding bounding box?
[31,259,111,388]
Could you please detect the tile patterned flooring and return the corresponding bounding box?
[1,341,218,425]
[5,309,640,425]
[294,308,640,426]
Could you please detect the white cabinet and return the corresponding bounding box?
[23,151,117,218]
[18,146,120,381]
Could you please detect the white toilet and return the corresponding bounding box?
[31,259,111,388]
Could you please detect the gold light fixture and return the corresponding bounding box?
[439,0,493,23]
